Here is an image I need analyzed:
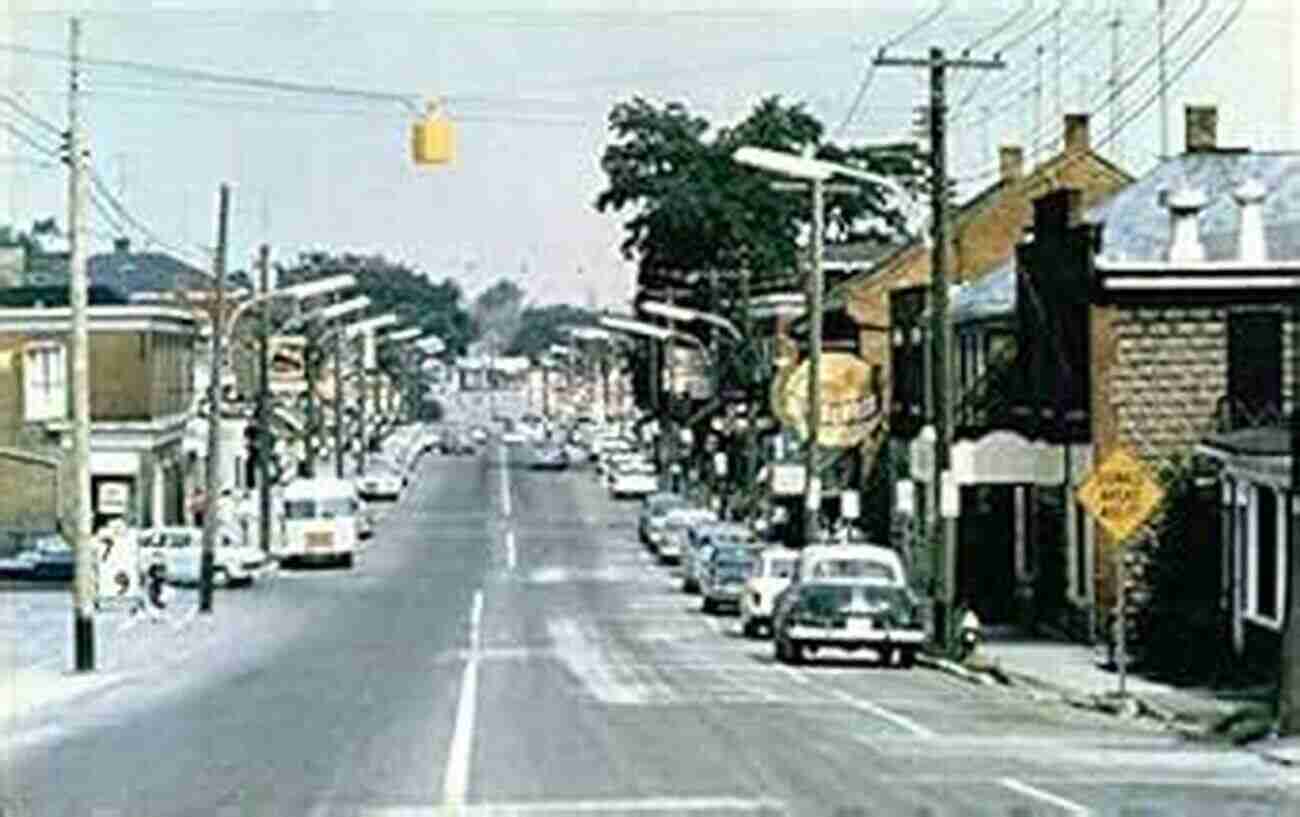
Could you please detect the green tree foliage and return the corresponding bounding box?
[277,251,474,356]
[595,95,925,294]
[505,303,598,360]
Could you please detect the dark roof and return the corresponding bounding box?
[1090,150,1300,262]
[0,285,128,307]
[88,248,213,297]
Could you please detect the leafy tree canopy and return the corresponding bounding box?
[595,95,925,297]
[505,303,598,361]
[277,250,474,357]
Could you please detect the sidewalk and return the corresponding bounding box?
[935,629,1271,732]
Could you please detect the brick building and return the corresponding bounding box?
[0,291,199,544]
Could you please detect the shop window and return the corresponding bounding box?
[23,341,67,422]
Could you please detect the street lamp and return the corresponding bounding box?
[340,313,399,475]
[640,300,742,342]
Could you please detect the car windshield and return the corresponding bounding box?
[808,558,896,582]
[801,584,911,616]
[765,558,797,578]
[713,560,752,581]
[285,497,356,520]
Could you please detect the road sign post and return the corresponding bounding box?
[1075,447,1166,699]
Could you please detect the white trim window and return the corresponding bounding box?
[1244,483,1287,629]
[23,341,67,422]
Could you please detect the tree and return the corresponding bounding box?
[277,251,474,356]
[595,95,925,302]
[505,303,598,361]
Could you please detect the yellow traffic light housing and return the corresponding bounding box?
[412,102,455,166]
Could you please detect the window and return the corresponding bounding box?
[1246,484,1286,628]
[1227,311,1282,423]
[23,341,66,422]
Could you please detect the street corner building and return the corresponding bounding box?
[0,238,203,549]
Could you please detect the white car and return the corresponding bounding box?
[609,464,658,499]
[356,467,403,500]
[739,547,800,638]
[140,527,272,587]
[657,508,716,563]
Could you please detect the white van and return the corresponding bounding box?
[276,477,361,567]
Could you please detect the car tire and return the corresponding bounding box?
[898,647,917,670]
[340,553,355,569]
[774,636,788,663]
[741,618,758,638]
[702,596,716,614]
[787,639,806,665]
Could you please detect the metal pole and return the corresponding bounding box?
[256,244,272,553]
[199,182,230,615]
[741,268,757,516]
[304,333,317,478]
[356,336,367,476]
[803,177,824,547]
[66,16,95,671]
[1116,542,1128,697]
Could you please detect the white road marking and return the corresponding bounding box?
[505,528,517,572]
[499,445,511,518]
[999,778,1093,816]
[362,796,788,815]
[775,665,936,739]
[443,589,484,806]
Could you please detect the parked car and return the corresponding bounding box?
[771,544,909,639]
[356,464,404,500]
[609,462,658,499]
[739,547,800,637]
[638,492,685,547]
[0,533,74,581]
[531,444,569,470]
[682,522,758,593]
[140,527,272,587]
[657,507,716,564]
[772,579,924,668]
[699,545,758,614]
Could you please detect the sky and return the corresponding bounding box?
[0,1,1295,310]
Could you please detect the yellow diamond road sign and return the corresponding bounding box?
[1076,447,1166,543]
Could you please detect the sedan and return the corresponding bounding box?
[141,527,272,587]
[773,580,924,668]
[356,467,403,500]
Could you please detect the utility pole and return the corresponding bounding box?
[1284,295,1300,733]
[1157,0,1169,159]
[803,177,824,548]
[199,182,231,615]
[333,297,345,479]
[356,338,368,476]
[741,268,756,513]
[256,244,272,553]
[304,331,318,478]
[875,46,1004,649]
[66,16,94,671]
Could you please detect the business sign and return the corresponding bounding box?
[1076,447,1165,542]
[770,463,806,496]
[841,489,860,520]
[96,480,131,516]
[770,352,881,448]
[268,335,308,395]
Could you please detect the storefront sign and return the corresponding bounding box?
[269,335,308,394]
[770,352,881,448]
[841,489,860,520]
[96,480,131,516]
[770,463,806,496]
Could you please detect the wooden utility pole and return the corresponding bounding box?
[256,244,272,552]
[875,46,1004,648]
[199,183,230,615]
[66,17,95,671]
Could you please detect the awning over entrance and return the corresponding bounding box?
[1197,426,1291,489]
[910,427,1078,486]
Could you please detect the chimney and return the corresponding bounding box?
[1185,105,1218,153]
[1063,113,1090,154]
[113,236,130,254]
[1166,187,1208,263]
[1233,177,1268,263]
[999,145,1024,184]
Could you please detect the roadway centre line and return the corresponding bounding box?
[443,589,484,806]
[999,778,1093,816]
[505,528,517,572]
[363,796,789,815]
[499,444,511,518]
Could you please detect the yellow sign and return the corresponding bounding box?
[770,352,881,449]
[1076,447,1166,542]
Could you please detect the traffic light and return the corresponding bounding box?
[412,102,455,166]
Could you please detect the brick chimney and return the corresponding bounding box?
[1233,178,1268,263]
[1166,187,1208,262]
[999,145,1024,184]
[1185,105,1218,153]
[1063,114,1090,154]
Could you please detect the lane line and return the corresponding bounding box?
[443,589,484,806]
[363,796,788,816]
[499,445,511,518]
[999,778,1093,816]
[776,665,936,739]
[505,528,517,572]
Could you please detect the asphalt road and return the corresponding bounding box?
[2,444,1296,816]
